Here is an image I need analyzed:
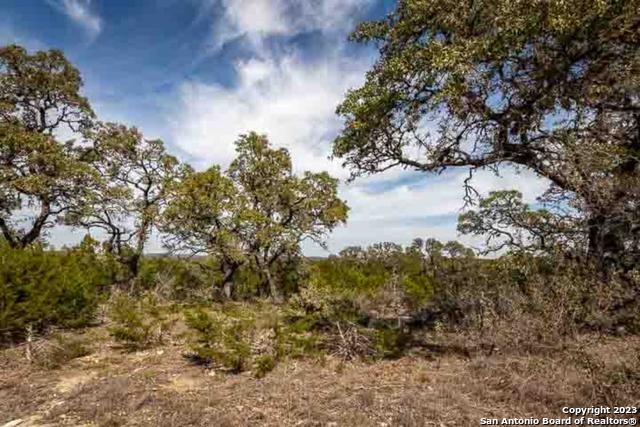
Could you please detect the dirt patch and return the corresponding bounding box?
[0,415,45,427]
[1,330,638,426]
[55,372,98,394]
[163,372,206,392]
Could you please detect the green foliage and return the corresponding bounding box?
[160,165,247,298]
[162,132,349,300]
[412,249,640,339]
[458,191,581,255]
[0,41,636,373]
[299,237,639,354]
[287,281,412,361]
[67,122,188,280]
[0,123,99,249]
[184,307,252,372]
[333,0,640,266]
[0,242,104,342]
[274,324,324,360]
[371,326,411,360]
[183,303,329,374]
[311,256,388,296]
[288,280,365,325]
[0,44,94,133]
[253,354,276,378]
[134,257,215,301]
[401,274,435,309]
[1,45,97,249]
[307,242,442,314]
[108,293,173,350]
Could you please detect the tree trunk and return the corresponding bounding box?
[264,268,282,303]
[18,201,52,248]
[0,217,17,248]
[119,252,141,292]
[126,253,141,278]
[222,279,233,299]
[588,214,604,260]
[587,214,626,269]
[221,263,238,300]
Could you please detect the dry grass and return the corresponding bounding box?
[1,325,639,427]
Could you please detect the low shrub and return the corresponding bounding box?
[108,292,173,350]
[184,303,328,375]
[287,281,416,361]
[275,325,324,359]
[371,326,411,359]
[571,347,640,404]
[253,354,277,378]
[287,281,365,325]
[0,242,107,343]
[184,307,252,372]
[135,257,215,301]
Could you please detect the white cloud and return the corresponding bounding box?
[309,167,550,255]
[170,54,550,256]
[170,53,370,177]
[168,0,554,256]
[208,0,369,50]
[49,0,102,40]
[165,0,554,257]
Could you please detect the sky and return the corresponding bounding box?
[1,0,549,255]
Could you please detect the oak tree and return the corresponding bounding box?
[229,133,349,299]
[160,166,246,298]
[162,132,349,299]
[0,45,97,248]
[0,45,94,134]
[333,0,640,266]
[67,123,186,280]
[458,190,583,255]
[0,123,96,247]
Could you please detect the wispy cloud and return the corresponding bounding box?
[49,0,103,41]
[168,53,551,255]
[170,53,370,176]
[321,167,550,254]
[205,0,370,51]
[12,0,551,255]
[167,0,552,255]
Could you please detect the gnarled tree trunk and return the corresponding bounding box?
[220,262,240,300]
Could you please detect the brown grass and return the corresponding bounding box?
[1,326,638,426]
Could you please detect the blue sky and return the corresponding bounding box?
[1,0,548,255]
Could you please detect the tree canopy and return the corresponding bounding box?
[162,132,349,299]
[161,165,246,296]
[0,45,98,248]
[66,122,187,279]
[0,45,94,133]
[457,190,582,254]
[0,122,96,248]
[333,0,640,266]
[0,44,351,287]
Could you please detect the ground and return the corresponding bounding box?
[1,327,638,427]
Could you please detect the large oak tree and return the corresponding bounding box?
[66,123,187,280]
[0,45,97,248]
[161,165,246,297]
[162,132,349,299]
[333,0,640,266]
